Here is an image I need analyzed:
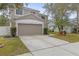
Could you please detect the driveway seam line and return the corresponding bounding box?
[30,52,34,56]
[30,43,70,52]
[34,36,70,47]
[59,47,78,56]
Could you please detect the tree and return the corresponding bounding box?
[43,3,70,32]
[0,3,24,9]
[0,3,28,27]
[55,17,69,32]
[69,4,79,33]
[0,15,9,26]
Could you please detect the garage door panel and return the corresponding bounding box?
[18,24,42,36]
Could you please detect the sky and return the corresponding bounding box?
[28,3,45,13]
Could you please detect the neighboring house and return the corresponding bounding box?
[70,20,79,33]
[4,7,48,36]
[49,26,73,33]
[49,19,79,33]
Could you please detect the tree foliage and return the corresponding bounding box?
[0,3,28,26]
[0,15,9,26]
[44,3,71,32]
[0,3,24,10]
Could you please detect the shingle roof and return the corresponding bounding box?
[23,7,40,12]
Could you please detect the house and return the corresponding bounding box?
[5,7,48,36]
[49,19,79,33]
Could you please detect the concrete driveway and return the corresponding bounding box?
[19,35,79,56]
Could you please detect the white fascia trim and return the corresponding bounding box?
[15,13,32,19]
[16,19,43,24]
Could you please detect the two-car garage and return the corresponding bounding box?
[16,19,43,36]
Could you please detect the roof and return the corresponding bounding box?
[23,7,40,12]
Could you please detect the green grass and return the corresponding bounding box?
[48,32,58,34]
[50,32,79,43]
[0,37,30,56]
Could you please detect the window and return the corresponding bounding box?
[41,16,45,19]
[31,11,36,14]
[16,8,23,15]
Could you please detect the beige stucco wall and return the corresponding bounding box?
[15,14,48,28]
[43,15,48,28]
[9,8,48,28]
[9,7,39,18]
[15,14,43,21]
[38,14,48,28]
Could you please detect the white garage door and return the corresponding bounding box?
[17,24,43,36]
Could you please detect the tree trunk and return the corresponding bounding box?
[58,26,61,32]
[61,25,63,31]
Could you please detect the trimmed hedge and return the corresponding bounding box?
[72,28,77,33]
[10,27,16,37]
[44,28,48,35]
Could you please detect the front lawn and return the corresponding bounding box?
[0,37,30,56]
[50,32,79,43]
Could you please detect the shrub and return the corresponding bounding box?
[72,28,77,33]
[44,28,48,35]
[59,31,67,36]
[10,27,16,37]
[0,15,9,26]
[51,29,54,32]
